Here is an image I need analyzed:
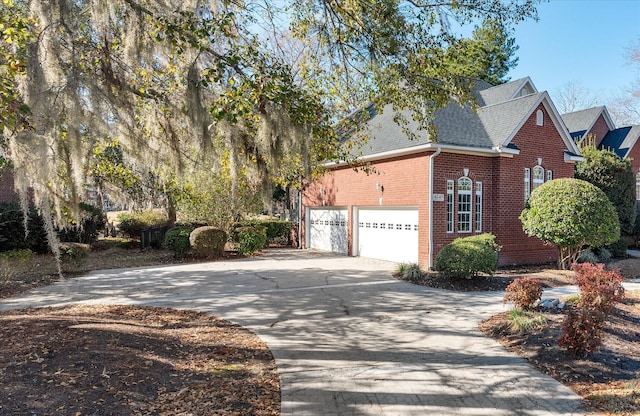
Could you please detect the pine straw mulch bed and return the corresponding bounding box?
[0,305,280,415]
[407,257,640,415]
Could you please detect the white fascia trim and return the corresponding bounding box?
[502,92,582,157]
[323,143,519,167]
[564,152,585,163]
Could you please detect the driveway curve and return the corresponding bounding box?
[0,249,588,415]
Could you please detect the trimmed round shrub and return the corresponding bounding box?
[234,226,267,256]
[164,227,193,259]
[504,277,543,310]
[117,210,167,239]
[189,226,227,258]
[435,233,501,279]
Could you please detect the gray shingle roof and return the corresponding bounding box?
[477,77,534,106]
[560,106,605,134]
[357,89,546,157]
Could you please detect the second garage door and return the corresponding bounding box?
[356,208,419,263]
[308,208,349,254]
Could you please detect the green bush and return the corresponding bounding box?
[234,226,267,256]
[578,249,598,264]
[0,202,49,254]
[435,233,501,279]
[595,247,612,263]
[164,227,193,259]
[117,210,167,239]
[232,220,293,244]
[58,203,106,244]
[606,237,628,259]
[0,249,34,261]
[59,242,91,263]
[394,263,425,283]
[503,277,543,310]
[189,226,227,258]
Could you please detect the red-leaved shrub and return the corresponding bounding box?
[572,262,625,314]
[503,277,543,310]
[558,307,605,357]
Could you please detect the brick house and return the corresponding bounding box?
[561,106,640,198]
[302,78,584,268]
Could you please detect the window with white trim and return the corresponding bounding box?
[446,180,454,233]
[524,168,531,202]
[475,182,483,232]
[457,177,472,233]
[546,170,553,181]
[536,110,544,126]
[636,173,640,200]
[532,165,544,191]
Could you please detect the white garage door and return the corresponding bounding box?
[356,208,419,263]
[308,208,348,254]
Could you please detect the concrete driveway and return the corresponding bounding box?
[0,249,587,415]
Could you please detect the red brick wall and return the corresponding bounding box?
[303,103,577,268]
[0,168,17,204]
[493,103,575,266]
[590,115,612,147]
[625,134,640,175]
[302,152,431,262]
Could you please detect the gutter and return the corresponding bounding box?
[428,146,442,269]
[323,143,518,168]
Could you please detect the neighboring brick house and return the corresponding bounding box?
[561,106,640,198]
[302,78,584,268]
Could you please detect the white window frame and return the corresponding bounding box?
[536,109,544,126]
[446,180,454,233]
[457,177,472,233]
[475,181,482,233]
[532,165,544,191]
[546,170,553,181]
[524,168,531,202]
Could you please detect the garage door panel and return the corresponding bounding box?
[309,209,348,254]
[357,209,418,263]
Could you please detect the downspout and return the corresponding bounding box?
[297,186,302,249]
[428,146,442,269]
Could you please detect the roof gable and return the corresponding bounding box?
[561,106,615,136]
[478,77,538,106]
[599,125,640,158]
[356,89,580,159]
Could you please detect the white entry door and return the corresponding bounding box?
[308,208,348,254]
[356,208,419,263]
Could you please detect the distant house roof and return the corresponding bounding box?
[561,106,615,138]
[477,77,538,106]
[599,125,640,159]
[353,78,579,161]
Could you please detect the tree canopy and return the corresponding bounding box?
[444,18,519,85]
[0,0,539,254]
[575,146,636,235]
[520,178,620,269]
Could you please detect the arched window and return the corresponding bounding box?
[457,177,472,233]
[536,109,544,126]
[532,166,544,190]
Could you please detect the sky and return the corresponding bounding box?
[507,0,640,106]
